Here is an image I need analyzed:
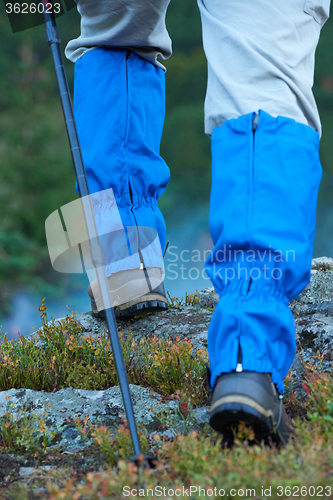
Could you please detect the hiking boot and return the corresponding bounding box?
[209,371,293,446]
[87,267,168,319]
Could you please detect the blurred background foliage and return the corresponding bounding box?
[0,1,332,314]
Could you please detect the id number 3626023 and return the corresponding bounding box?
[5,2,61,14]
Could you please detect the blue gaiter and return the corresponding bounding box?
[73,48,170,276]
[206,110,322,394]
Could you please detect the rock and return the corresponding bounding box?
[197,287,219,309]
[19,466,52,478]
[290,269,333,311]
[0,385,209,452]
[0,454,19,484]
[289,257,333,390]
[311,256,333,269]
[31,304,212,353]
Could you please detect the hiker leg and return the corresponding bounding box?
[65,0,172,280]
[197,0,329,393]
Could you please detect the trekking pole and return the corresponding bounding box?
[39,0,156,469]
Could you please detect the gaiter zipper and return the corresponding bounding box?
[236,112,259,373]
[247,112,258,293]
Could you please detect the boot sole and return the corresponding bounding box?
[210,397,286,446]
[91,294,168,319]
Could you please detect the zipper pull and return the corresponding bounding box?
[252,113,259,131]
[236,344,243,372]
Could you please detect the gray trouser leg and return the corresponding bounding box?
[65,0,172,70]
[197,0,331,136]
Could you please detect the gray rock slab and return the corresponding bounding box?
[0,385,201,452]
[19,466,52,478]
[289,257,333,383]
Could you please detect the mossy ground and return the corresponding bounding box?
[0,298,332,499]
[311,263,333,272]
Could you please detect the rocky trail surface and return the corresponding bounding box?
[0,257,333,491]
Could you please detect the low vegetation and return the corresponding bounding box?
[0,299,332,499]
[0,297,208,403]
